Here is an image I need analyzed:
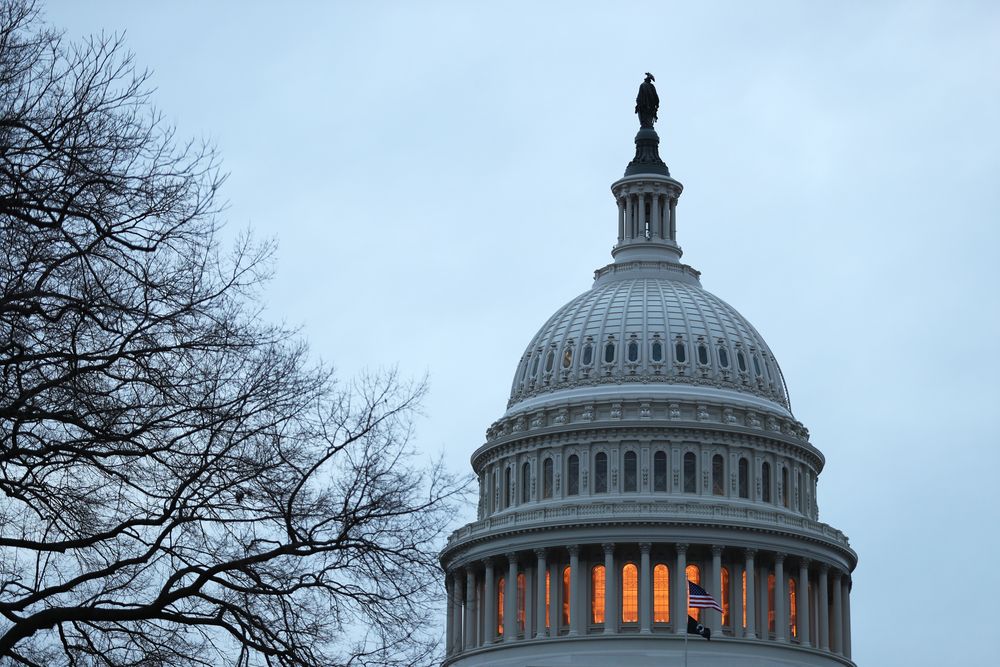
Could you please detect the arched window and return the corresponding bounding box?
[591,565,606,624]
[520,461,530,503]
[721,566,731,627]
[762,462,772,503]
[497,576,505,635]
[594,452,608,493]
[697,342,709,365]
[624,451,637,492]
[654,451,667,492]
[738,458,749,499]
[562,566,571,625]
[542,458,554,499]
[789,576,797,639]
[567,454,579,496]
[653,564,670,623]
[517,572,526,632]
[622,563,638,623]
[718,345,730,368]
[683,452,697,493]
[767,573,775,634]
[782,466,790,508]
[686,564,701,620]
[712,454,725,496]
[675,340,687,363]
[503,466,511,509]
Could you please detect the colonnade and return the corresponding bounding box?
[445,542,852,660]
[617,191,677,244]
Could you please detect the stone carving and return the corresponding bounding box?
[581,404,594,422]
[669,403,681,420]
[610,402,622,419]
[696,405,710,421]
[530,412,544,429]
[639,402,651,419]
[767,417,780,432]
[723,408,737,424]
[513,416,525,432]
[746,411,761,428]
[554,409,568,425]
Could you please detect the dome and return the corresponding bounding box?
[507,274,790,416]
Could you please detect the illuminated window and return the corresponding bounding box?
[789,577,797,639]
[562,566,571,626]
[592,565,606,624]
[767,573,775,633]
[517,573,526,632]
[762,462,772,503]
[686,564,702,620]
[545,570,551,629]
[595,452,608,493]
[721,566,730,627]
[498,576,505,635]
[683,452,696,493]
[567,454,579,496]
[520,461,530,503]
[741,570,747,628]
[624,451,637,492]
[543,458,553,499]
[622,563,638,623]
[738,458,749,499]
[654,451,667,492]
[712,454,725,496]
[653,564,670,623]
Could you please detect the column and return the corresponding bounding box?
[774,553,786,642]
[549,561,559,635]
[445,573,455,656]
[453,573,465,654]
[651,193,661,240]
[483,558,496,644]
[534,549,547,637]
[798,559,811,647]
[568,545,582,635]
[710,546,723,637]
[668,197,677,240]
[832,571,843,654]
[465,568,477,649]
[817,564,829,650]
[617,197,625,242]
[639,543,652,634]
[743,549,757,638]
[504,553,518,642]
[603,543,617,634]
[673,544,688,635]
[843,576,852,659]
[624,194,633,241]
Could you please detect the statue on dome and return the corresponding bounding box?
[635,72,659,128]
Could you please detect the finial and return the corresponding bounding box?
[635,73,659,128]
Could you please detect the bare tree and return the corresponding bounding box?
[0,3,462,665]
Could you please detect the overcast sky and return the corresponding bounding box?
[45,1,1000,664]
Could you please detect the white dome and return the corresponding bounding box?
[508,273,790,414]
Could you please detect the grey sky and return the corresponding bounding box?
[45,1,1000,664]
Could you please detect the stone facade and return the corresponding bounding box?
[439,118,856,667]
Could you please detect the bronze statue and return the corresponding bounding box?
[635,72,659,128]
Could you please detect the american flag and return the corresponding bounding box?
[687,580,723,612]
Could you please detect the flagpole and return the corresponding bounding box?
[684,580,689,667]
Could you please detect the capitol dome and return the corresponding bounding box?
[440,81,855,667]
